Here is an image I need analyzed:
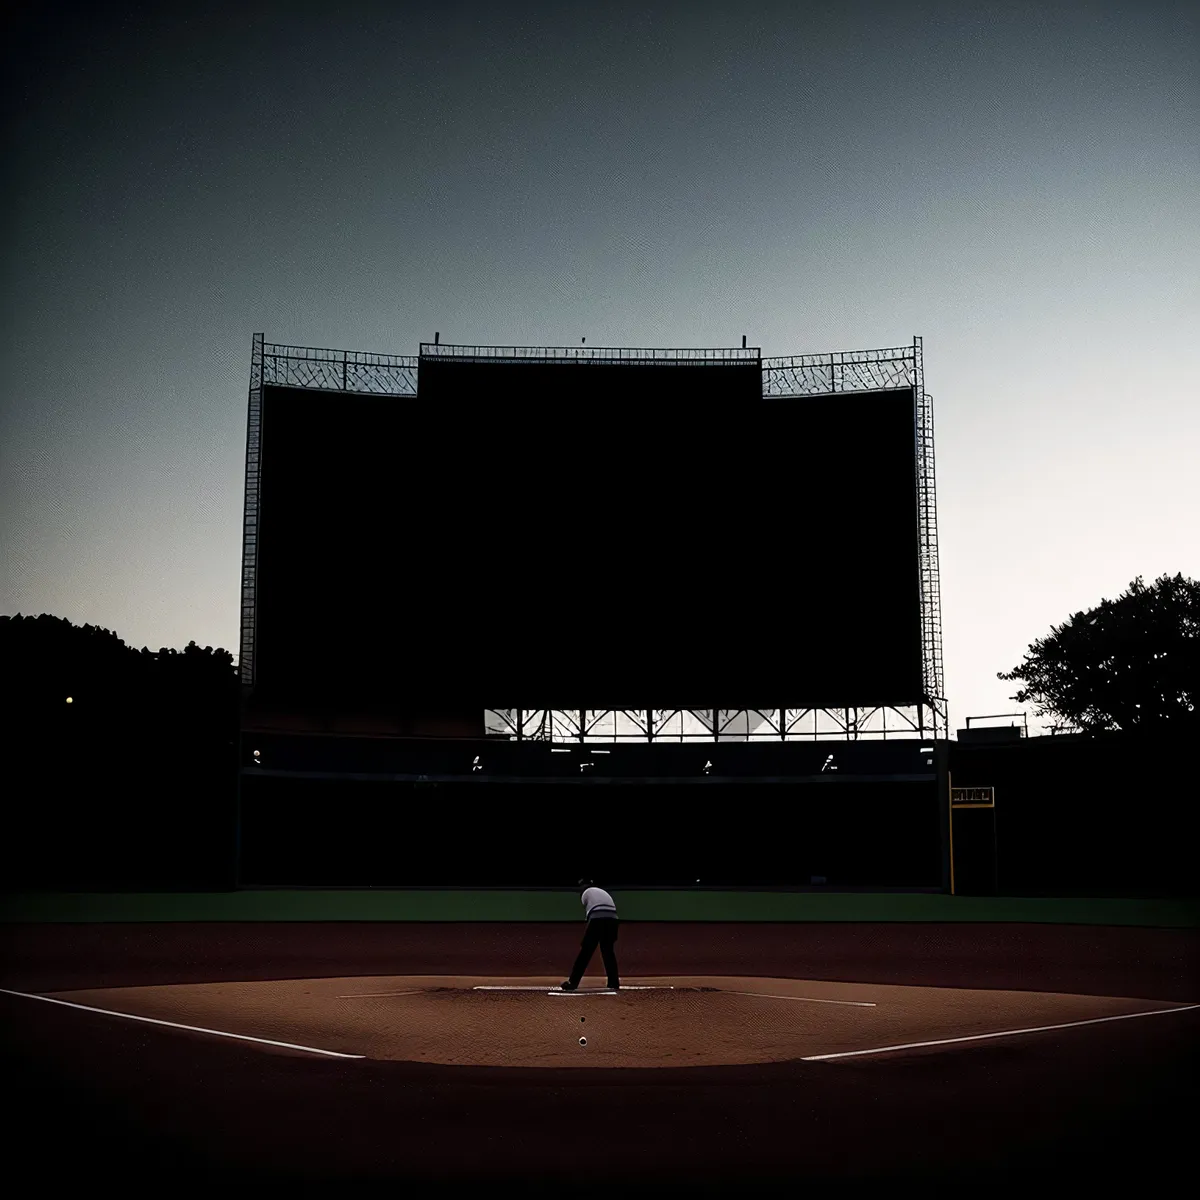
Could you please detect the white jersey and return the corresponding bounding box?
[581,886,618,922]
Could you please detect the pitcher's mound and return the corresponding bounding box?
[332,976,875,1067]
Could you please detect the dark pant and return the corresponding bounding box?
[568,917,619,987]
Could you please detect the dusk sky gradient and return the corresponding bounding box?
[3,1,1197,734]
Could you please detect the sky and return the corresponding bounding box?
[2,0,1197,737]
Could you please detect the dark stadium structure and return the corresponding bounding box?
[237,335,949,888]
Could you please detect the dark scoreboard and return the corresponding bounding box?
[252,349,922,711]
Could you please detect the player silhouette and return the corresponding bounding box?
[560,879,619,991]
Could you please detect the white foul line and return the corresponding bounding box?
[337,990,423,999]
[473,986,668,992]
[0,987,366,1059]
[725,990,876,1008]
[801,1003,1200,1061]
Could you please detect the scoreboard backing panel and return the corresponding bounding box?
[252,354,922,712]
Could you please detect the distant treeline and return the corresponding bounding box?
[2,614,240,889]
[2,613,238,726]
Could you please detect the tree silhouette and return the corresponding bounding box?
[1,615,238,731]
[2,614,240,888]
[997,573,1200,734]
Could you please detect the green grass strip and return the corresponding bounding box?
[1,891,1196,926]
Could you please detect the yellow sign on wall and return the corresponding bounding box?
[951,786,995,808]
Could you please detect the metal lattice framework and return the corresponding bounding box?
[482,705,945,742]
[263,341,418,395]
[762,343,922,396]
[238,333,264,685]
[916,378,946,708]
[241,335,947,739]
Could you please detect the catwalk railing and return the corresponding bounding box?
[418,343,761,364]
[258,339,923,398]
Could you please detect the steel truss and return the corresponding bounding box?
[483,704,945,742]
[243,335,947,739]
